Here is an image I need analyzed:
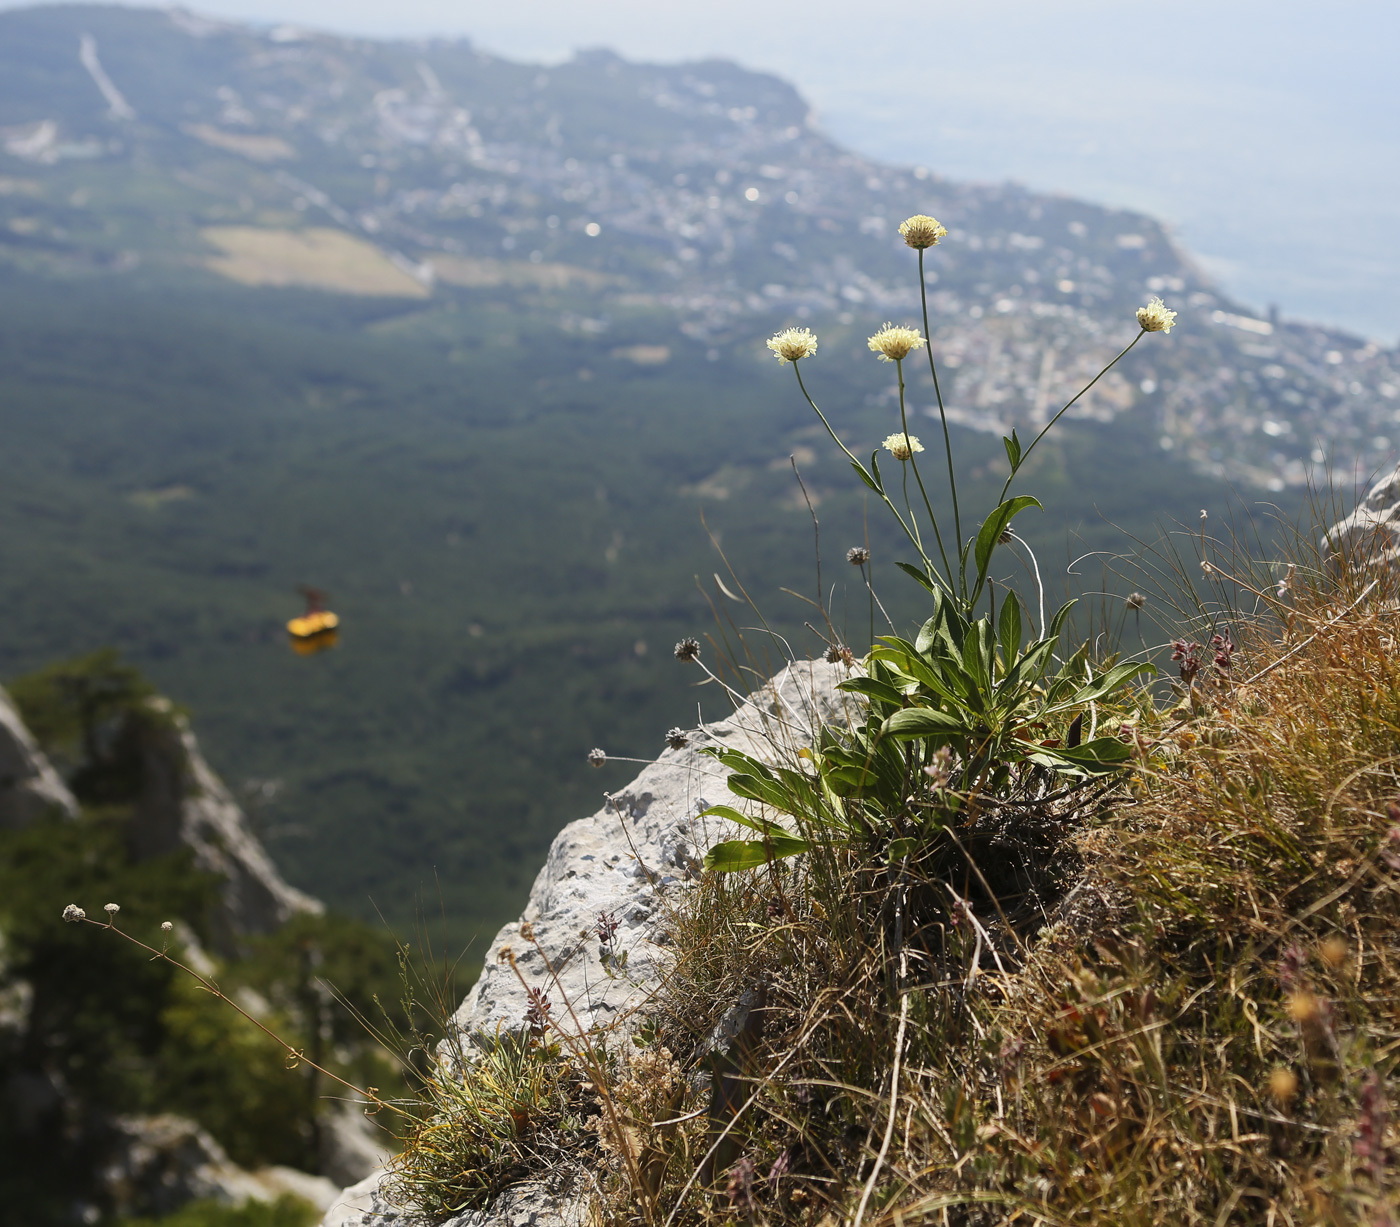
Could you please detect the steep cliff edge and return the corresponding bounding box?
[0,671,383,1219]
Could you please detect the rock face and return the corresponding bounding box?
[320,660,855,1227]
[1323,461,1400,577]
[100,1114,342,1218]
[130,700,323,952]
[0,685,77,829]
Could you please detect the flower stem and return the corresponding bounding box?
[998,329,1146,504]
[919,249,963,576]
[897,356,953,590]
[792,362,942,586]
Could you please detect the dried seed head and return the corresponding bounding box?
[665,728,689,751]
[596,911,620,945]
[726,1156,759,1213]
[899,214,947,249]
[62,904,86,924]
[524,987,552,1038]
[587,747,607,768]
[1286,989,1320,1023]
[103,903,120,918]
[160,921,174,933]
[1268,1067,1298,1105]
[1319,936,1349,969]
[846,546,870,566]
[673,637,700,662]
[1126,592,1146,611]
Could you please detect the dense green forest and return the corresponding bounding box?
[0,264,1264,949]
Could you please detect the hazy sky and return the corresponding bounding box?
[5,0,1397,342]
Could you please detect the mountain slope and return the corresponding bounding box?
[1,3,1393,946]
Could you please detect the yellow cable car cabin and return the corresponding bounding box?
[287,589,339,654]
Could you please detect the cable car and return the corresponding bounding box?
[287,587,339,654]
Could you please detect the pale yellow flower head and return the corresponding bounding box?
[882,432,925,461]
[867,324,926,362]
[899,214,947,249]
[1136,296,1177,333]
[766,326,819,364]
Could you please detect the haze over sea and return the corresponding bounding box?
[3,0,1393,343]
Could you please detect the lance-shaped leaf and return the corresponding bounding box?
[703,834,811,872]
[697,804,800,840]
[1024,735,1134,776]
[879,706,967,742]
[972,496,1042,599]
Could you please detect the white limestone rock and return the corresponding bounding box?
[0,684,77,829]
[320,659,856,1227]
[98,1113,342,1218]
[1323,461,1400,577]
[452,659,854,1047]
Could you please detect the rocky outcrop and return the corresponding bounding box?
[131,699,323,951]
[0,685,77,829]
[1323,461,1400,577]
[99,1113,341,1218]
[320,659,856,1227]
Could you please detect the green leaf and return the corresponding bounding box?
[697,804,799,839]
[1003,429,1022,473]
[973,496,1042,597]
[1047,599,1076,643]
[851,459,882,495]
[961,616,995,698]
[703,835,811,872]
[838,677,907,707]
[1063,660,1157,708]
[895,561,937,593]
[879,707,967,741]
[1025,735,1133,776]
[726,771,794,814]
[887,837,919,861]
[998,589,1023,667]
[915,612,939,656]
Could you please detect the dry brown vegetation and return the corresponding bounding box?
[568,553,1400,1227]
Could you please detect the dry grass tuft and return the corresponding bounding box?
[612,573,1400,1227]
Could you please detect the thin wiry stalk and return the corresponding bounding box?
[917,247,962,565]
[895,355,953,587]
[999,329,1147,504]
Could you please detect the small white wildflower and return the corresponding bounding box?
[1136,296,1177,333]
[103,903,120,917]
[766,327,818,364]
[899,214,947,250]
[62,904,86,924]
[867,324,926,362]
[161,921,174,933]
[882,432,925,461]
